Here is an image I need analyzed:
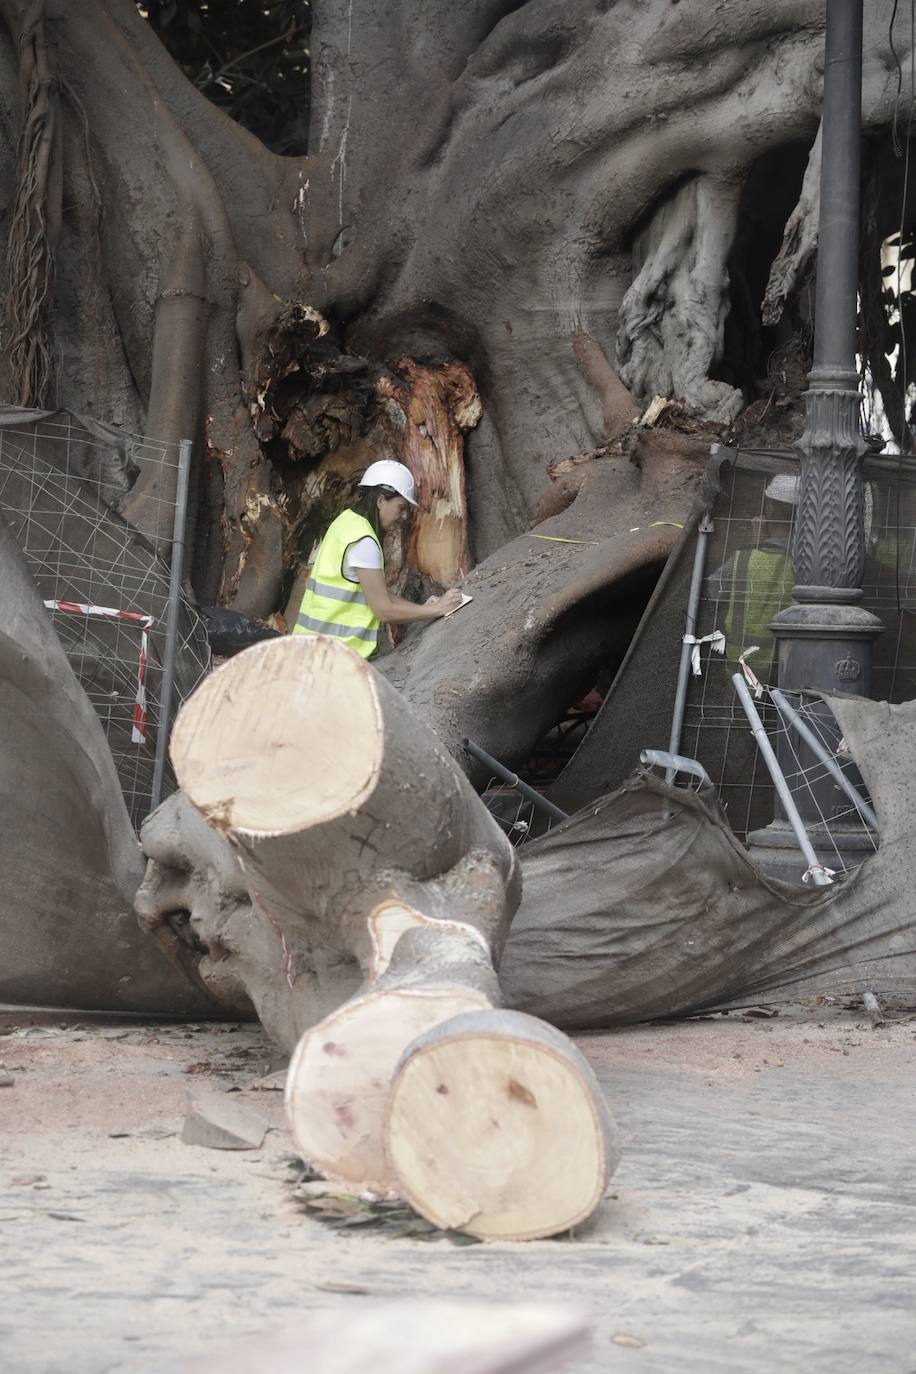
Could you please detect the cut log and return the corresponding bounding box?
[384,1009,620,1241]
[168,634,613,1211]
[171,634,526,1190]
[169,633,520,1052]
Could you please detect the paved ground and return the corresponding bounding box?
[2,1003,915,1374]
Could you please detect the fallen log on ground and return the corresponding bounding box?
[167,634,616,1215]
[169,633,521,1053]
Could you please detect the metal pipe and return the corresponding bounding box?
[462,737,570,825]
[811,0,862,377]
[151,437,192,813]
[769,687,878,832]
[666,510,714,782]
[732,674,833,885]
[640,749,711,790]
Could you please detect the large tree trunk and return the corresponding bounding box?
[4,0,916,1030]
[0,1,891,608]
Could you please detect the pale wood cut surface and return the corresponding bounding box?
[385,1009,620,1240]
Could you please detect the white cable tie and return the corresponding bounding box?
[683,629,725,676]
[802,863,836,885]
[836,736,849,756]
[738,645,764,698]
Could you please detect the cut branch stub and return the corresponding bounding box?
[384,1008,621,1240]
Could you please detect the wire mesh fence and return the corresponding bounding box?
[0,409,210,828]
[550,445,916,878]
[676,448,916,855]
[480,783,544,846]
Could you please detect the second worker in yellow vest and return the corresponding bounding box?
[294,460,464,659]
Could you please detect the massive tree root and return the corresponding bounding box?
[161,634,616,1226]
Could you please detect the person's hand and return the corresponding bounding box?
[435,588,464,617]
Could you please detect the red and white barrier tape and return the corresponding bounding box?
[737,645,764,698]
[43,600,153,744]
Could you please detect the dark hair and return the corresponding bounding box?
[351,484,400,541]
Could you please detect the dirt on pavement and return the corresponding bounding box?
[2,1002,915,1374]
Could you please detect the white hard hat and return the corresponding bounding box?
[359,460,418,506]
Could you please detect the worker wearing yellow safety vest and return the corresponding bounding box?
[707,473,796,660]
[293,460,463,658]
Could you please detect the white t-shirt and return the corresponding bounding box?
[342,535,383,582]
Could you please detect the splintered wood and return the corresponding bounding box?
[378,357,479,588]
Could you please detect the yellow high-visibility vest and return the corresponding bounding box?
[293,510,382,659]
[722,545,794,657]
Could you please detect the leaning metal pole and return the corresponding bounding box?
[733,676,834,886]
[150,438,193,813]
[748,0,882,881]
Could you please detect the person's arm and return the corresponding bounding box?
[357,568,463,624]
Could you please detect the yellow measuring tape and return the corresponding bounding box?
[529,534,599,545]
[529,520,683,546]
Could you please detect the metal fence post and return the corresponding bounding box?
[150,437,192,813]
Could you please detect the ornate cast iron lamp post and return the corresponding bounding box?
[748,0,882,880]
